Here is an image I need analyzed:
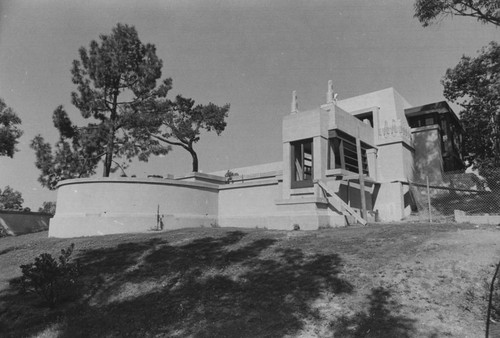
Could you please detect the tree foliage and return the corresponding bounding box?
[31,23,172,184]
[0,98,23,158]
[442,41,500,169]
[31,24,172,187]
[38,201,56,215]
[32,23,230,182]
[145,95,230,172]
[414,0,500,27]
[30,106,103,189]
[0,185,24,210]
[71,23,172,177]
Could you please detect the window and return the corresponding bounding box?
[328,130,369,175]
[291,139,313,188]
[354,111,373,128]
[408,113,439,128]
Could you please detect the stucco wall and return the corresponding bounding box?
[334,180,374,211]
[282,108,329,143]
[376,143,414,182]
[373,182,412,221]
[50,178,219,237]
[328,106,375,147]
[337,87,412,124]
[218,180,283,228]
[50,174,339,236]
[0,210,51,235]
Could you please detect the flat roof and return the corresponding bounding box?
[404,101,462,130]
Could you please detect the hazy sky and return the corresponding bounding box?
[0,0,498,209]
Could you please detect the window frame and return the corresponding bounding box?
[291,138,314,188]
[328,130,369,176]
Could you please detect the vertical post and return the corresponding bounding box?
[486,260,500,338]
[426,176,432,223]
[356,126,368,223]
[156,204,160,230]
[347,180,350,207]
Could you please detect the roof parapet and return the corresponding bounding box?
[378,118,413,147]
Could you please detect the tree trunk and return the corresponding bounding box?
[495,112,500,164]
[188,147,199,172]
[103,143,113,177]
[103,96,118,177]
[103,124,115,177]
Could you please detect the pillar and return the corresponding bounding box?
[366,148,378,180]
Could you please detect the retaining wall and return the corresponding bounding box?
[454,210,500,225]
[0,210,52,235]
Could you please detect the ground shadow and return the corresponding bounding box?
[332,286,416,337]
[1,230,353,337]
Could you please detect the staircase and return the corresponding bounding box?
[316,180,367,226]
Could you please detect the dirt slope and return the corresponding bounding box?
[0,223,499,337]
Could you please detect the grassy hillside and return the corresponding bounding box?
[0,223,499,337]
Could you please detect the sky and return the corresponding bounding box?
[0,0,498,209]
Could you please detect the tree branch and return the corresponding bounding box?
[112,159,128,177]
[79,151,106,178]
[149,133,189,150]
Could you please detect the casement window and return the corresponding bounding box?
[328,130,369,176]
[291,138,313,188]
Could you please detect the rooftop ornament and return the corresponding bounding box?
[327,80,334,104]
[326,80,338,106]
[291,90,298,114]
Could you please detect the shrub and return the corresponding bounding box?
[13,243,81,308]
[0,225,9,237]
[318,224,333,230]
[38,201,56,215]
[225,170,238,183]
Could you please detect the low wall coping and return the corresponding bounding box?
[229,170,283,182]
[219,177,280,190]
[56,177,220,192]
[0,209,53,217]
[176,171,227,183]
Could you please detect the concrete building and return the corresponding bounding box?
[49,82,463,237]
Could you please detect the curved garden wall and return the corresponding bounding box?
[49,177,219,237]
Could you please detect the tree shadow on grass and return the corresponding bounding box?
[332,287,416,337]
[1,230,354,337]
[0,236,173,338]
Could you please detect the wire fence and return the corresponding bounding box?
[407,168,500,223]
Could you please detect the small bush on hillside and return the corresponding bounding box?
[0,225,9,237]
[11,243,81,308]
[318,224,333,230]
